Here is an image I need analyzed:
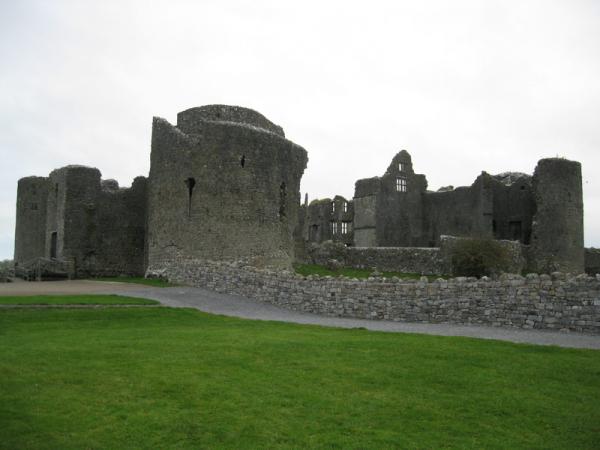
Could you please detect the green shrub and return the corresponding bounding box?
[450,239,512,278]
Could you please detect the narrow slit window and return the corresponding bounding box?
[50,231,57,259]
[184,177,196,218]
[343,201,348,212]
[240,155,245,168]
[279,182,287,218]
[396,177,407,192]
[332,201,335,213]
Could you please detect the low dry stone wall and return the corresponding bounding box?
[152,259,600,334]
[306,236,525,276]
[585,248,600,276]
[308,243,446,275]
[0,260,14,282]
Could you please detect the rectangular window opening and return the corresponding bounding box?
[396,177,407,192]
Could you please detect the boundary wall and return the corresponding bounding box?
[151,260,600,334]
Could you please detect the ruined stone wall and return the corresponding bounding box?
[155,259,600,334]
[353,151,428,247]
[14,177,50,265]
[585,248,600,276]
[306,196,353,245]
[147,106,307,270]
[353,177,380,247]
[352,152,536,249]
[421,175,492,247]
[489,175,535,244]
[352,152,545,250]
[438,235,526,275]
[530,158,584,273]
[307,242,446,275]
[376,151,428,247]
[16,166,147,277]
[304,236,525,276]
[93,177,147,276]
[293,198,309,263]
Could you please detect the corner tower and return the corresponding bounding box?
[14,176,51,264]
[146,105,308,269]
[530,157,584,273]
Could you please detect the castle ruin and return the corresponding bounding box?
[14,104,587,278]
[302,150,585,274]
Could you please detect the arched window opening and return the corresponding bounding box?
[184,177,196,218]
[279,182,287,218]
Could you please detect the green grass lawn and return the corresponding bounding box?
[1,303,599,449]
[89,276,176,287]
[294,263,446,280]
[0,295,158,305]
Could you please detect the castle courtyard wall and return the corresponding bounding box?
[304,236,525,276]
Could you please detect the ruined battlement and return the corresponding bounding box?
[176,105,285,137]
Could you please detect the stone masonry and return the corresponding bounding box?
[146,105,307,270]
[152,258,600,334]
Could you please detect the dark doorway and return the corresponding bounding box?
[310,224,319,241]
[50,232,57,259]
[509,221,522,242]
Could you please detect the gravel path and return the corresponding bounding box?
[2,279,599,350]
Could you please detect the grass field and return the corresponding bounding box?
[1,299,599,449]
[294,263,445,280]
[0,295,158,305]
[89,277,176,287]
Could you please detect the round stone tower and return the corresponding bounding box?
[147,105,308,269]
[14,176,50,265]
[530,158,584,273]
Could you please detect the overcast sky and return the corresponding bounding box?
[1,0,599,260]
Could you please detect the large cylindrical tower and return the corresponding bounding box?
[530,158,584,273]
[146,105,308,269]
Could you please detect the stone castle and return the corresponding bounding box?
[14,104,589,278]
